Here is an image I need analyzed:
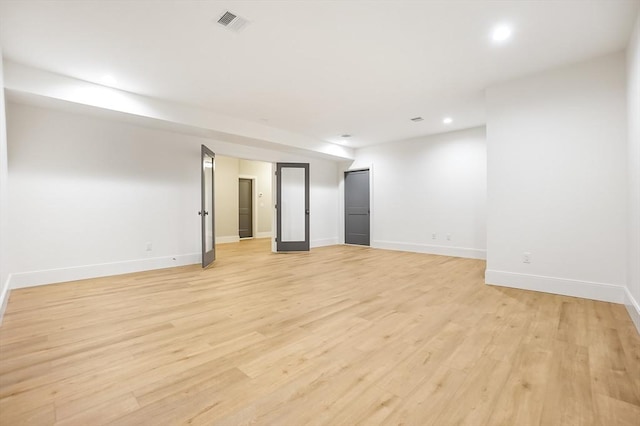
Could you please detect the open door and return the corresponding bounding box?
[276,163,309,252]
[200,145,215,267]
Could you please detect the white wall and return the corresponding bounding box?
[6,102,340,288]
[485,52,628,303]
[627,13,640,331]
[214,155,240,242]
[307,160,341,248]
[349,127,487,259]
[239,159,273,237]
[0,49,10,321]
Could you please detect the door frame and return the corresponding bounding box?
[341,165,374,245]
[276,162,310,252]
[238,174,257,239]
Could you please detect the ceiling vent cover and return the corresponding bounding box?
[217,11,249,32]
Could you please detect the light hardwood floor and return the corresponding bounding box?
[1,239,639,425]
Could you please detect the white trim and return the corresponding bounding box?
[311,238,339,248]
[0,276,10,324]
[255,231,272,239]
[624,287,640,335]
[9,253,200,290]
[485,269,626,304]
[373,240,486,260]
[216,235,240,244]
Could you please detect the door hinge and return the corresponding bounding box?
[275,237,278,242]
[275,204,277,209]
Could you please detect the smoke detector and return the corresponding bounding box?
[216,11,249,32]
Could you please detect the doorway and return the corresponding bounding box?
[344,169,370,246]
[238,177,253,238]
[211,156,273,253]
[206,156,310,254]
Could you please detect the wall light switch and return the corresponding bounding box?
[146,242,152,251]
[523,252,531,264]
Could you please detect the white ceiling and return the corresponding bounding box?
[0,0,638,148]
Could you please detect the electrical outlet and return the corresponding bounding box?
[432,233,437,240]
[146,242,152,252]
[447,233,451,241]
[523,252,531,264]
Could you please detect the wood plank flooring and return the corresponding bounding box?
[1,239,639,425]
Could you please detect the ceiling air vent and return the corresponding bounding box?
[410,117,424,122]
[217,11,249,32]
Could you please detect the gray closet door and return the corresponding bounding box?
[345,169,370,246]
[239,178,253,238]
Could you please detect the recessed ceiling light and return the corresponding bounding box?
[100,74,117,87]
[491,24,512,43]
[443,117,453,124]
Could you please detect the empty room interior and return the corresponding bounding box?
[1,1,640,425]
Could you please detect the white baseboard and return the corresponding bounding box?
[485,269,626,304]
[255,232,272,239]
[311,238,340,248]
[9,253,200,290]
[373,240,486,260]
[0,276,10,325]
[216,236,240,244]
[624,288,640,335]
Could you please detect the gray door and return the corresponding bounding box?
[345,169,370,246]
[200,145,216,267]
[276,163,310,251]
[239,178,253,238]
